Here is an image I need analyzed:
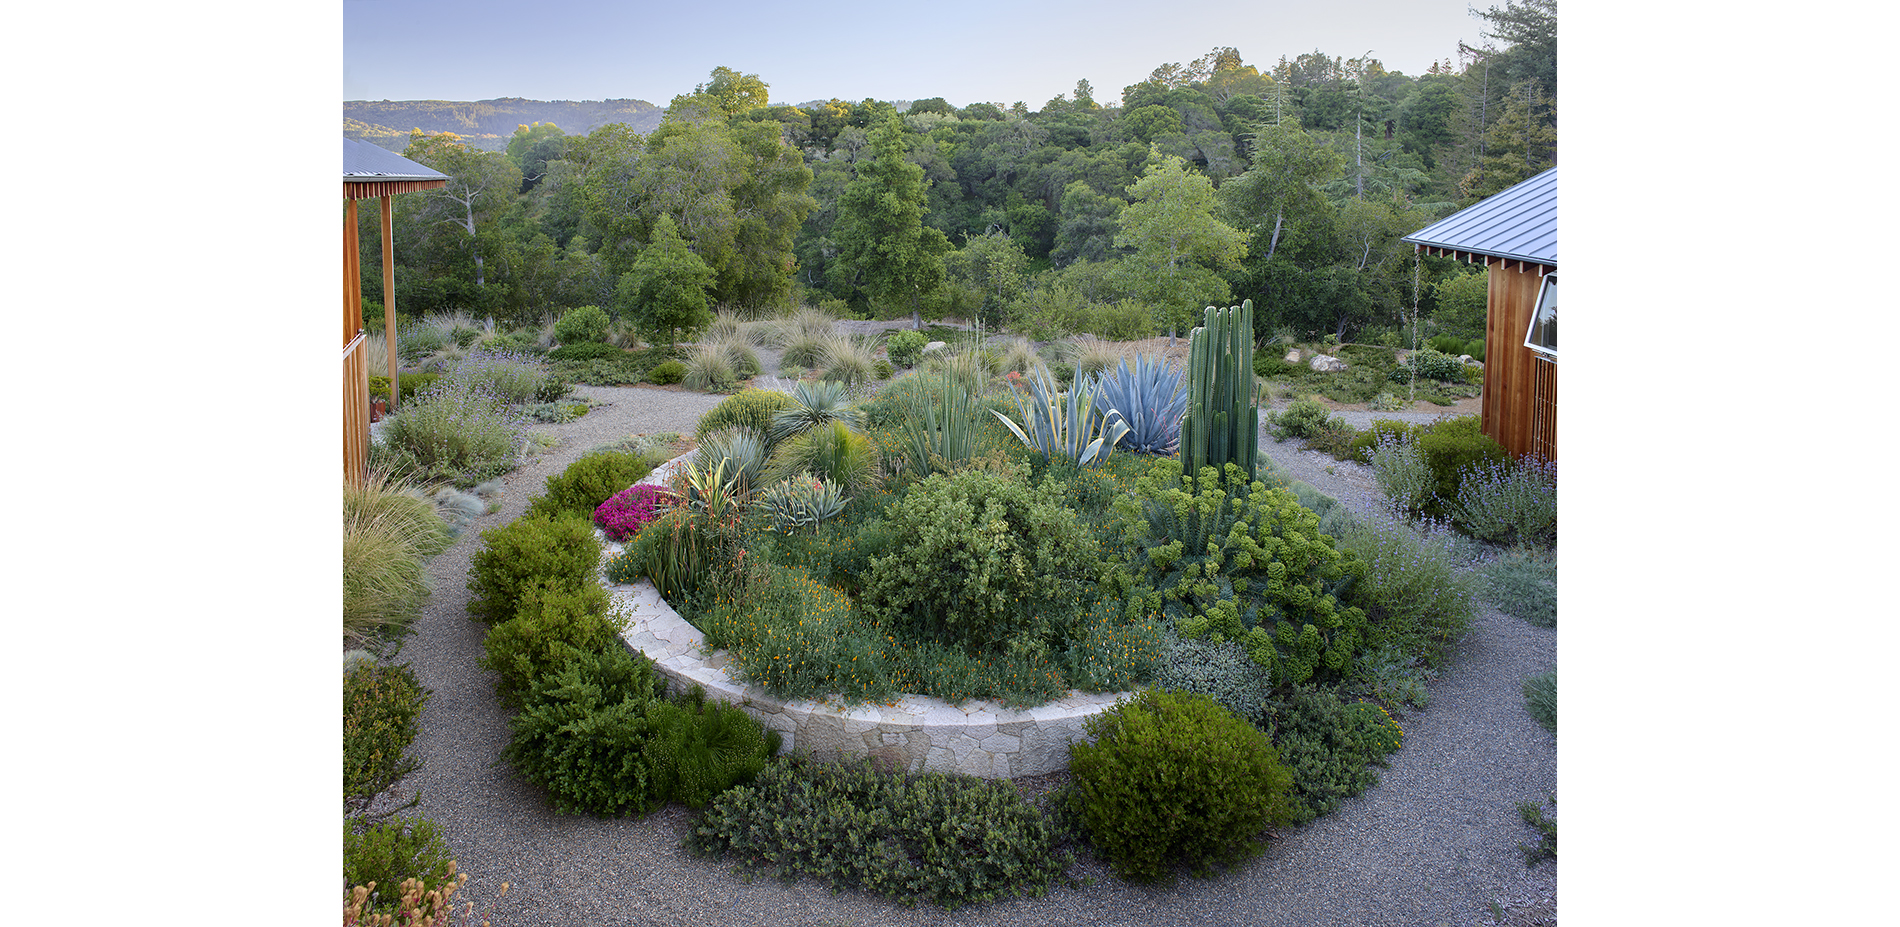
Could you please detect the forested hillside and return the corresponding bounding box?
[345,98,664,151]
[351,0,1555,348]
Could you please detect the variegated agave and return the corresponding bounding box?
[990,363,1131,469]
[756,474,848,532]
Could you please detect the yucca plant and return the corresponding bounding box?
[693,427,771,499]
[769,379,863,442]
[894,371,981,482]
[1097,354,1187,455]
[990,363,1131,469]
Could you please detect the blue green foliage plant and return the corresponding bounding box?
[990,363,1130,468]
[1112,458,1370,688]
[1095,354,1187,455]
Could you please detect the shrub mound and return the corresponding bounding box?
[689,753,1067,909]
[1068,688,1292,883]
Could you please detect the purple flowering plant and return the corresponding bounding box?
[595,483,678,542]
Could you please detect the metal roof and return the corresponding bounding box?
[1403,166,1556,268]
[343,136,449,182]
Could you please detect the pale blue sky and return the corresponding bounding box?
[344,0,1492,107]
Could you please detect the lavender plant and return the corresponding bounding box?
[1368,432,1434,515]
[1332,510,1480,666]
[378,378,528,486]
[448,348,550,404]
[1445,456,1557,549]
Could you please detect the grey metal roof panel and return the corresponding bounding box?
[343,136,450,181]
[1403,166,1556,266]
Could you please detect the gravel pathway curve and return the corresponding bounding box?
[368,384,1557,926]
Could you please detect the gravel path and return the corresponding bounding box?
[366,383,1557,927]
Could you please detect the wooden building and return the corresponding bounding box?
[342,138,447,486]
[1403,167,1557,462]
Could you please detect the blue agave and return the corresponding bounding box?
[1097,354,1187,455]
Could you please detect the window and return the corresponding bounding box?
[1524,272,1556,357]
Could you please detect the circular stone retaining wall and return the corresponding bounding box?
[602,455,1124,779]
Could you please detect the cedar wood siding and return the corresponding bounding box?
[1482,260,1555,462]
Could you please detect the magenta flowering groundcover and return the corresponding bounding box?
[595,484,677,541]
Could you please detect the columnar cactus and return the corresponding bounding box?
[1179,299,1258,488]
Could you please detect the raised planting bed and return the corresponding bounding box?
[602,452,1124,778]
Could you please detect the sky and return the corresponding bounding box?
[345,0,1490,108]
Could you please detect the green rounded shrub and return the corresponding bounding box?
[479,580,627,708]
[647,359,686,384]
[1267,399,1341,441]
[466,511,602,625]
[502,645,671,817]
[554,305,611,345]
[343,815,456,916]
[524,451,657,523]
[885,329,928,368]
[1415,416,1510,517]
[1068,689,1293,882]
[694,389,800,445]
[860,464,1098,655]
[343,662,430,808]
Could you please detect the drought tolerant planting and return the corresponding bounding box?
[342,296,1558,911]
[427,302,1516,902]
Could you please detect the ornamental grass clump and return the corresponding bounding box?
[343,473,452,647]
[1068,689,1293,883]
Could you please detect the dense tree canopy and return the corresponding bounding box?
[367,22,1556,347]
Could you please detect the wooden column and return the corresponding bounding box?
[344,199,359,346]
[381,195,399,410]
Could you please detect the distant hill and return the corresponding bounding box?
[343,98,664,152]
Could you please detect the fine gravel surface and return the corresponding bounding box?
[365,381,1557,927]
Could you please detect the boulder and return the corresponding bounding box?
[1284,349,1302,363]
[922,341,948,354]
[1310,353,1348,372]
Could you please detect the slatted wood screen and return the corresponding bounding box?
[343,331,369,486]
[1530,353,1556,462]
